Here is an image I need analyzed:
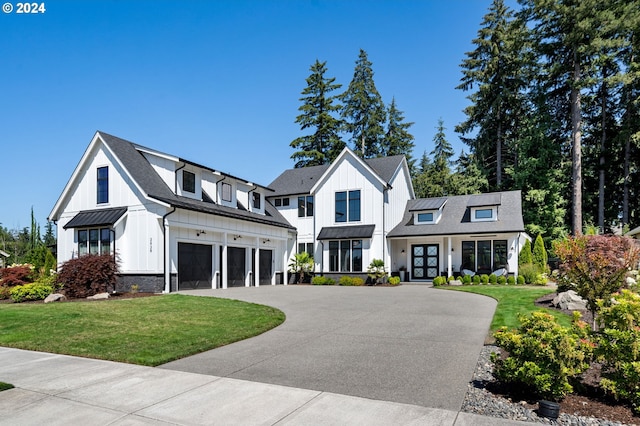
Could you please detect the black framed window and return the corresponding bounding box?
[461,241,475,271]
[298,242,314,257]
[283,198,290,206]
[252,192,261,209]
[336,190,360,222]
[298,195,313,217]
[328,239,363,272]
[461,240,509,273]
[183,170,195,193]
[97,167,109,204]
[221,182,232,202]
[78,227,112,257]
[275,198,282,207]
[493,240,508,269]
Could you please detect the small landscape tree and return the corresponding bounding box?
[532,234,548,273]
[554,235,640,329]
[288,252,314,283]
[519,239,533,266]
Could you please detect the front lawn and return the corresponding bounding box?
[0,294,285,366]
[442,285,571,331]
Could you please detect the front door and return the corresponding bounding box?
[412,244,439,280]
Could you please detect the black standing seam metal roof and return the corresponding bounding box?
[63,207,128,229]
[317,224,376,240]
[97,132,294,230]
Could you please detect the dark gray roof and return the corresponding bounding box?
[317,224,376,240]
[468,193,501,207]
[388,191,525,238]
[64,207,127,229]
[98,132,294,230]
[409,197,447,212]
[268,154,405,197]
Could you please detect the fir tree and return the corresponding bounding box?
[384,97,415,170]
[340,49,387,158]
[290,60,344,167]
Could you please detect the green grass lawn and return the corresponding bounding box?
[0,382,14,391]
[0,294,285,366]
[442,285,572,332]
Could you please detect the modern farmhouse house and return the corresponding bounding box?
[50,131,528,292]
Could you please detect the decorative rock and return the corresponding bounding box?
[44,293,67,303]
[552,290,587,311]
[87,292,110,300]
[449,280,463,286]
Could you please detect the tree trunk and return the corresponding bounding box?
[598,78,607,233]
[496,110,503,189]
[571,53,583,236]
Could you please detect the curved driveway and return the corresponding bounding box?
[160,285,496,412]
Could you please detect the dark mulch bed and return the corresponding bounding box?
[488,292,640,425]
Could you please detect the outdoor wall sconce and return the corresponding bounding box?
[233,235,242,240]
[401,249,405,253]
[263,239,270,244]
[196,230,206,236]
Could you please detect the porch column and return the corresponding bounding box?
[284,241,289,285]
[447,237,453,277]
[222,233,228,289]
[255,237,260,287]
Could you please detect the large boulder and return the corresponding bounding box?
[44,293,67,303]
[552,290,587,311]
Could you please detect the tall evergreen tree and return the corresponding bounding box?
[340,49,387,158]
[290,60,344,167]
[457,0,529,190]
[384,97,415,169]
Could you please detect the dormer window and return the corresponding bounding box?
[471,206,498,222]
[183,170,195,193]
[468,193,500,222]
[221,182,232,202]
[475,209,493,220]
[252,192,261,209]
[417,212,434,223]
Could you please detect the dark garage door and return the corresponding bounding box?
[178,243,212,290]
[227,246,246,287]
[259,249,273,286]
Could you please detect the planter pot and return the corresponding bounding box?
[399,271,406,281]
[538,400,560,419]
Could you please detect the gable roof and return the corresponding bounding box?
[51,132,293,230]
[268,150,406,197]
[387,191,525,238]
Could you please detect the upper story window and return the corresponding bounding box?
[183,170,195,193]
[298,195,313,217]
[221,182,232,202]
[472,206,497,222]
[274,197,290,207]
[252,192,261,209]
[417,212,434,223]
[97,167,109,204]
[335,190,361,222]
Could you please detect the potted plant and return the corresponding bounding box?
[367,259,387,285]
[398,265,407,282]
[288,252,314,284]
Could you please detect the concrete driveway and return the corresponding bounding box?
[160,285,496,412]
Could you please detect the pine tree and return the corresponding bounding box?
[340,49,387,158]
[519,239,533,266]
[290,60,344,167]
[532,234,548,272]
[384,97,415,170]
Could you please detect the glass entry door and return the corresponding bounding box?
[412,244,439,280]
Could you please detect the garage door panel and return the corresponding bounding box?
[178,243,212,290]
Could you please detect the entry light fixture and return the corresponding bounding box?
[233,234,242,241]
[196,230,206,236]
[263,239,270,244]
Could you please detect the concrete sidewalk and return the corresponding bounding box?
[0,346,529,425]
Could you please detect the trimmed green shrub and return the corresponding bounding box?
[10,282,54,302]
[533,234,548,273]
[489,274,498,284]
[388,276,400,286]
[311,276,335,285]
[517,275,525,285]
[596,290,640,412]
[519,264,541,285]
[462,275,472,285]
[519,239,533,265]
[56,254,119,298]
[497,276,507,285]
[433,276,446,286]
[448,276,455,283]
[472,275,481,285]
[339,276,364,286]
[480,274,489,285]
[492,311,593,401]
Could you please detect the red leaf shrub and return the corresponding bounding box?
[0,265,34,287]
[56,254,119,298]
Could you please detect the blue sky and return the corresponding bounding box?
[1,0,513,231]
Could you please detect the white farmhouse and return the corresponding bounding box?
[50,132,528,292]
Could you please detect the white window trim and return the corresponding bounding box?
[471,206,498,222]
[413,209,443,225]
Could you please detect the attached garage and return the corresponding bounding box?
[227,246,246,287]
[178,243,212,290]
